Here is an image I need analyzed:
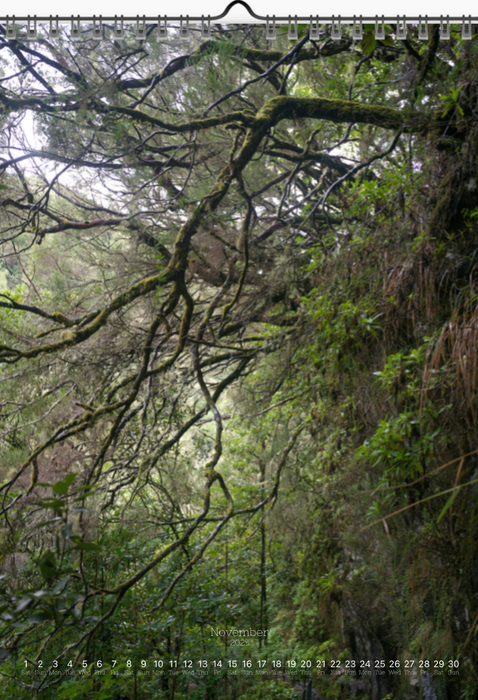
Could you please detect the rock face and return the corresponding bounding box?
[422,673,439,700]
[350,626,390,700]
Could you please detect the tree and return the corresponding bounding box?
[0,18,477,699]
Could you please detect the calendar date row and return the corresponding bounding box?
[24,658,461,671]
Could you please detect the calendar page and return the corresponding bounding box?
[0,16,476,700]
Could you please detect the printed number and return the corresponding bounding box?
[345,660,356,668]
[331,660,341,668]
[213,660,223,668]
[24,661,28,668]
[112,660,117,668]
[97,660,102,668]
[127,660,132,668]
[141,660,146,668]
[316,660,325,668]
[287,660,296,668]
[243,660,252,668]
[199,660,207,668]
[228,660,237,668]
[404,660,414,668]
[419,660,430,668]
[52,660,58,668]
[448,660,459,668]
[360,660,370,668]
[434,660,444,668]
[154,660,163,668]
[67,661,72,668]
[272,660,282,668]
[183,660,192,668]
[301,660,311,668]
[375,660,385,669]
[38,661,43,668]
[82,660,88,668]
[389,660,400,668]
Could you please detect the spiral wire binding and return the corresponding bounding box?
[26,16,37,40]
[93,16,102,38]
[352,17,363,41]
[114,17,124,39]
[179,16,189,38]
[288,16,297,40]
[462,16,472,39]
[266,16,275,40]
[310,17,319,40]
[418,16,428,41]
[440,16,450,40]
[158,17,167,38]
[49,16,60,38]
[136,16,146,39]
[331,17,341,40]
[1,2,477,41]
[396,16,407,40]
[71,16,80,40]
[201,17,211,39]
[375,16,385,40]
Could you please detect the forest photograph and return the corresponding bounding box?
[0,16,477,700]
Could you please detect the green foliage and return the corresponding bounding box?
[237,679,297,699]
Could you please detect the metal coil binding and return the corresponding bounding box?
[71,16,81,40]
[158,16,167,39]
[375,16,385,40]
[310,16,319,40]
[49,16,60,39]
[1,6,477,43]
[462,16,472,39]
[136,16,146,39]
[266,16,276,40]
[179,16,189,38]
[201,16,211,39]
[92,16,102,38]
[440,16,450,40]
[26,16,37,40]
[331,16,341,40]
[288,16,297,40]
[352,17,363,41]
[396,16,407,40]
[418,16,428,41]
[114,16,124,39]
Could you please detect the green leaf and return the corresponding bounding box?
[32,517,62,529]
[15,597,33,613]
[362,34,376,54]
[32,590,47,598]
[64,473,77,486]
[436,488,460,524]
[72,542,101,552]
[38,550,57,582]
[52,481,68,496]
[61,523,72,540]
[53,575,71,595]
[27,612,52,623]
[40,498,65,514]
